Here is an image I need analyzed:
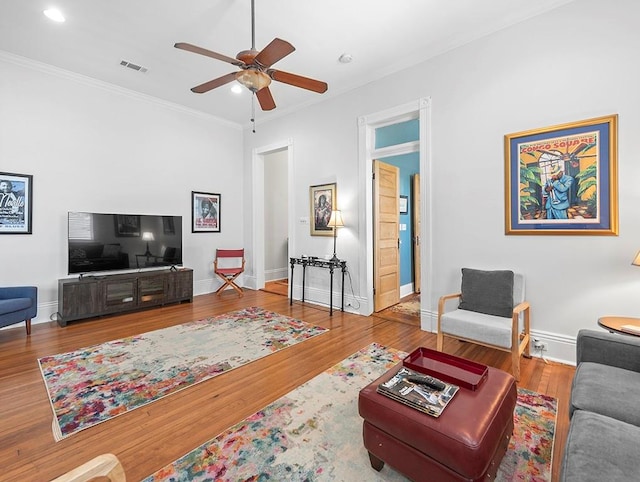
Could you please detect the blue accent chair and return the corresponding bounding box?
[0,286,37,335]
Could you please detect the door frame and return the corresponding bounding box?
[250,138,294,291]
[357,97,433,331]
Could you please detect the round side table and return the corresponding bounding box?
[598,316,640,336]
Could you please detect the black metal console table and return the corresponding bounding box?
[289,257,347,315]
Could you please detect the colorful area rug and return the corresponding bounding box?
[38,307,328,441]
[143,343,556,481]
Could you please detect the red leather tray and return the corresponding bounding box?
[403,347,488,390]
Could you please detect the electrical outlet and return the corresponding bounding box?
[533,340,546,351]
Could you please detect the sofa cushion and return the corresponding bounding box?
[561,410,640,481]
[0,297,32,315]
[458,268,514,318]
[571,361,640,426]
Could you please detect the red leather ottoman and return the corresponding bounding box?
[358,364,517,482]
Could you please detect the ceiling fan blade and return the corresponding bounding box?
[191,72,238,94]
[269,69,328,93]
[174,42,244,67]
[256,87,276,111]
[254,38,295,68]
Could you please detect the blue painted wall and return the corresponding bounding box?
[375,119,419,288]
[375,119,419,149]
[379,153,419,286]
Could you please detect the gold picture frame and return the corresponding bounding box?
[504,114,618,235]
[309,183,336,236]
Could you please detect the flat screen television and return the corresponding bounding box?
[67,212,183,275]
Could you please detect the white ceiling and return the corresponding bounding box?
[0,0,576,126]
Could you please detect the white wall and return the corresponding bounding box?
[243,0,640,363]
[0,54,243,322]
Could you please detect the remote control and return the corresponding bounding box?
[407,375,446,391]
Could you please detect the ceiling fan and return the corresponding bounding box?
[174,0,328,112]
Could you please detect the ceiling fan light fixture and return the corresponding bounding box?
[235,69,271,92]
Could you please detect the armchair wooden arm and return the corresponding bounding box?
[436,292,461,352]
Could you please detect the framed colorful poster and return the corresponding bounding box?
[192,191,220,233]
[309,183,336,236]
[0,172,33,234]
[504,114,618,235]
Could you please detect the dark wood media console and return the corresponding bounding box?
[57,268,193,326]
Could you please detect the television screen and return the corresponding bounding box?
[68,212,183,275]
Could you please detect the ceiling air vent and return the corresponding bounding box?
[119,60,148,73]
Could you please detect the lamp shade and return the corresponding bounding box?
[235,69,271,92]
[142,232,155,241]
[632,251,640,266]
[327,210,344,228]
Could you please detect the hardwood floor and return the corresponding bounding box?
[0,290,574,481]
[262,279,289,297]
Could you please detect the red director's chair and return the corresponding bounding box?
[214,248,245,297]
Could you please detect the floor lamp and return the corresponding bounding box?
[327,210,344,264]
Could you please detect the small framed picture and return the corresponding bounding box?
[0,172,33,234]
[399,195,409,215]
[310,183,336,236]
[192,191,220,233]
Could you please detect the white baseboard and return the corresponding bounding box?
[529,329,576,366]
[400,283,415,298]
[265,268,288,282]
[243,275,257,290]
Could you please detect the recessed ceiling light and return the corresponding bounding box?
[338,53,353,64]
[231,84,243,94]
[44,8,65,23]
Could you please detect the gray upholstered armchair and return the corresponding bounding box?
[0,286,38,335]
[437,268,530,380]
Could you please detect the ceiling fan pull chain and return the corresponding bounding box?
[251,92,256,133]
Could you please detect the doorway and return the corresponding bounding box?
[251,139,294,291]
[358,98,432,331]
[263,149,289,287]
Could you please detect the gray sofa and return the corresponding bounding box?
[561,329,640,481]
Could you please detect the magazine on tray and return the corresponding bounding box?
[377,367,459,417]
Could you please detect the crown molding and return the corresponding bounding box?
[0,50,241,131]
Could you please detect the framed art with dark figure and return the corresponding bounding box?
[115,215,141,237]
[504,114,618,235]
[0,172,33,234]
[192,191,221,233]
[310,183,336,236]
